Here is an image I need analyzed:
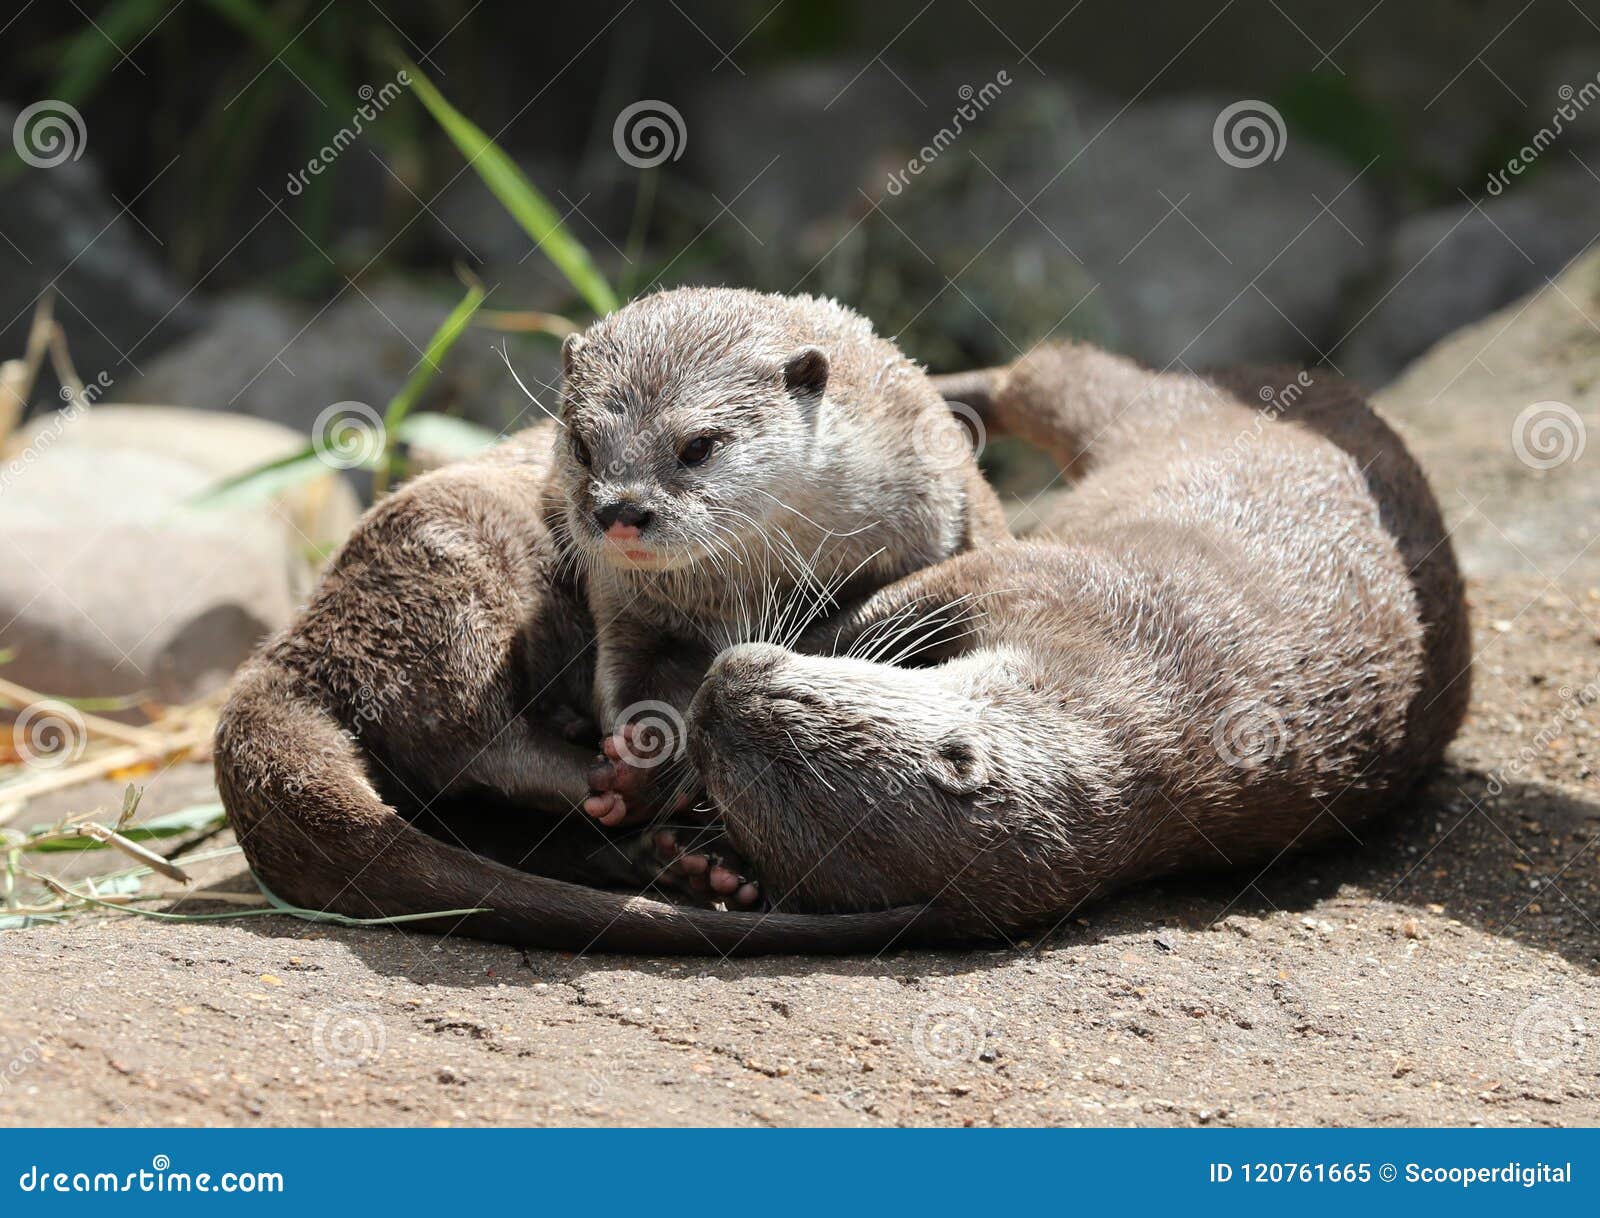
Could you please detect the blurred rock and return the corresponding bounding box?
[0,446,295,703]
[1375,247,1600,589]
[0,103,203,384]
[116,280,557,442]
[858,86,1385,370]
[7,403,362,554]
[1340,167,1600,386]
[688,61,931,276]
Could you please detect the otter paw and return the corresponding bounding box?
[647,829,763,910]
[582,728,674,826]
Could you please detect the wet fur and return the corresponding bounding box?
[687,345,1470,938]
[213,289,1003,953]
[557,288,1005,743]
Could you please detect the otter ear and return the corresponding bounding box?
[930,731,989,796]
[561,332,587,378]
[781,346,829,400]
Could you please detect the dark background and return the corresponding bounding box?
[2,0,1596,434]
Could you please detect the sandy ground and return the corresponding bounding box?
[3,283,1599,1126]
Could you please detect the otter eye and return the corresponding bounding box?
[572,436,592,468]
[678,435,716,467]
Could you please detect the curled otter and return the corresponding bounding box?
[663,344,1469,938]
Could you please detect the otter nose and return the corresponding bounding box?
[594,502,654,537]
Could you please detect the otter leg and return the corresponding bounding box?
[445,723,597,814]
[584,626,716,826]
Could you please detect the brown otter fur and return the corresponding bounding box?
[675,344,1469,938]
[558,289,1006,831]
[213,288,1005,953]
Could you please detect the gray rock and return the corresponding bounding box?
[116,280,558,440]
[1375,248,1600,589]
[688,61,933,276]
[860,87,1385,370]
[0,103,203,385]
[0,447,295,703]
[1340,167,1600,386]
[7,404,362,555]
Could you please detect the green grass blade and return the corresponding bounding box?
[183,443,347,512]
[383,284,487,434]
[403,62,619,316]
[374,283,486,491]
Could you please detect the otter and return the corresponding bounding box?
[213,288,1004,953]
[651,343,1469,941]
[562,289,1006,853]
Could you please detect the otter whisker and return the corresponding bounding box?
[493,341,565,427]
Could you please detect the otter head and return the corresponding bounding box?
[556,294,830,575]
[686,641,1006,909]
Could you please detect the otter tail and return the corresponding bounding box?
[933,344,1157,478]
[214,668,941,955]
